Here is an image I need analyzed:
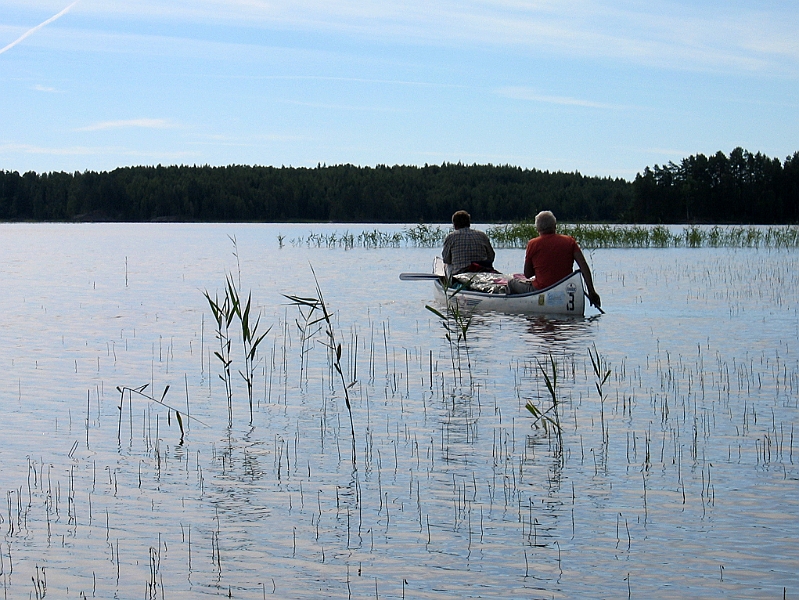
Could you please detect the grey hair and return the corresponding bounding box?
[535,210,557,234]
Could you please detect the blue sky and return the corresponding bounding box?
[1,0,797,179]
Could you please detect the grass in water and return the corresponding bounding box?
[588,344,612,445]
[425,281,473,382]
[488,223,799,249]
[226,276,271,424]
[284,266,358,469]
[281,223,799,249]
[204,281,236,425]
[204,237,271,425]
[525,353,562,439]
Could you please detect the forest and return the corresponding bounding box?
[1,147,797,223]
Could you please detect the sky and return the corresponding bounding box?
[1,0,797,179]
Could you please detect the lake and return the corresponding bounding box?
[0,223,797,598]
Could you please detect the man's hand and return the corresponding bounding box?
[587,290,601,308]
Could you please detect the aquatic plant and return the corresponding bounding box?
[283,223,799,250]
[203,284,235,424]
[402,224,447,247]
[525,353,562,438]
[282,224,447,249]
[425,281,473,381]
[284,266,358,468]
[588,344,612,444]
[487,222,799,249]
[290,291,323,388]
[204,239,270,425]
[116,384,208,444]
[227,277,271,424]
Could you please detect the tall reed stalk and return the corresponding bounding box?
[204,288,235,423]
[425,281,473,382]
[225,274,270,424]
[525,353,562,441]
[204,238,270,425]
[284,267,358,469]
[588,344,612,444]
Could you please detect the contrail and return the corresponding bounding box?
[0,1,80,56]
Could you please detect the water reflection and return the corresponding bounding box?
[522,314,600,346]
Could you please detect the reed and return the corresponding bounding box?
[204,238,271,425]
[282,225,447,249]
[425,284,473,381]
[488,223,799,249]
[204,284,235,424]
[116,385,209,445]
[525,354,562,440]
[588,344,612,444]
[284,266,358,469]
[283,223,799,250]
[225,275,271,424]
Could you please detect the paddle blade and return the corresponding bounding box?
[399,273,442,281]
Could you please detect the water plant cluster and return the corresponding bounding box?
[203,238,271,425]
[283,223,799,251]
[488,223,799,249]
[283,224,446,249]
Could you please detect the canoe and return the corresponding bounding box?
[430,259,586,316]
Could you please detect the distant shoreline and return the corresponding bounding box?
[2,148,797,224]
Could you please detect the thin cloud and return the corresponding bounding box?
[248,74,463,89]
[496,87,622,110]
[0,1,80,56]
[33,84,60,93]
[281,99,408,113]
[0,142,100,156]
[76,118,175,132]
[200,133,308,144]
[9,1,794,76]
[77,0,797,72]
[0,142,198,161]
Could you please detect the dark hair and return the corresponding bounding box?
[452,210,471,229]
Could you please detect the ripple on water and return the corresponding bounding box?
[0,224,797,598]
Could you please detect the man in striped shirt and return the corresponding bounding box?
[442,210,496,275]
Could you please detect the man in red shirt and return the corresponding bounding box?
[507,211,601,308]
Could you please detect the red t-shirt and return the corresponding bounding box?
[525,233,578,290]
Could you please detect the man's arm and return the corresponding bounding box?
[442,234,452,265]
[573,248,601,308]
[523,241,535,278]
[523,257,535,279]
[483,232,495,264]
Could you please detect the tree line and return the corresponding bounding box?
[1,148,797,223]
[632,148,799,223]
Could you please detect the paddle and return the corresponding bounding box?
[585,291,606,314]
[399,273,442,281]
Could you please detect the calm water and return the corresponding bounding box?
[0,223,797,599]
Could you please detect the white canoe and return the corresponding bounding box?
[432,263,586,316]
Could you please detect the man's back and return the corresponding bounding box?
[525,233,579,289]
[443,227,495,275]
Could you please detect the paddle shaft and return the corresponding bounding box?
[585,291,606,314]
[399,273,442,281]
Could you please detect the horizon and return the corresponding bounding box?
[2,1,798,181]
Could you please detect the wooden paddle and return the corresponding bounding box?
[399,273,442,281]
[585,291,606,314]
